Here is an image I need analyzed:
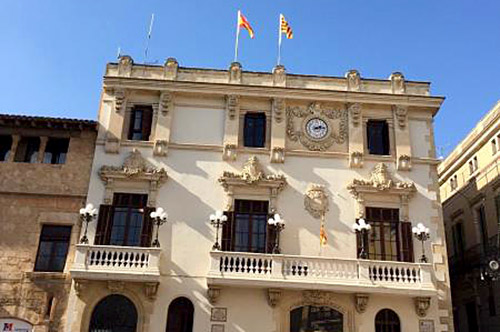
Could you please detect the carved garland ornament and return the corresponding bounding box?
[287,102,348,151]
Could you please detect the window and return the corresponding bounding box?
[14,136,40,163]
[290,305,343,332]
[360,207,413,262]
[34,225,72,272]
[375,309,400,332]
[89,295,138,332]
[477,205,488,250]
[221,200,274,253]
[128,106,153,141]
[243,112,266,148]
[94,193,154,247]
[466,301,478,331]
[492,139,498,155]
[43,138,69,164]
[450,175,458,191]
[451,221,465,257]
[367,120,390,155]
[166,297,194,332]
[469,156,478,175]
[0,135,12,161]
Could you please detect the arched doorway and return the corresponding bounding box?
[89,294,138,332]
[375,309,401,332]
[166,297,194,332]
[290,305,343,332]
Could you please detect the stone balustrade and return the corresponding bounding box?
[70,244,161,282]
[208,251,435,295]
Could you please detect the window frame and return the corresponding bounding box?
[127,105,153,142]
[243,112,267,148]
[0,135,12,162]
[14,136,40,163]
[43,137,70,165]
[34,224,72,272]
[366,119,391,156]
[375,309,401,332]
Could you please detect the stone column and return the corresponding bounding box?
[37,136,48,163]
[7,134,20,162]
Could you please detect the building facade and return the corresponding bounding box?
[65,56,452,332]
[439,101,500,332]
[0,115,97,331]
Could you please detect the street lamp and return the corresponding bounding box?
[79,203,97,244]
[412,223,430,263]
[352,218,372,259]
[268,213,285,254]
[210,210,227,251]
[150,207,168,247]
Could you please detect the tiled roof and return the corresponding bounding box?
[0,113,97,131]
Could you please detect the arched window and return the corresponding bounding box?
[375,309,401,332]
[89,294,138,332]
[166,297,194,332]
[290,305,343,332]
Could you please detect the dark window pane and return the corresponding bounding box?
[166,297,194,332]
[43,138,69,164]
[244,113,266,147]
[365,207,405,262]
[108,193,149,247]
[34,225,71,272]
[0,135,12,161]
[367,120,389,155]
[232,200,269,253]
[14,137,40,163]
[375,309,401,332]
[290,305,343,332]
[90,295,138,332]
[128,107,153,141]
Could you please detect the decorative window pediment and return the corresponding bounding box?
[99,149,168,205]
[218,156,287,211]
[347,163,416,198]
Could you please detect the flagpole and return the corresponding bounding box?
[144,13,155,63]
[277,14,283,66]
[234,10,241,62]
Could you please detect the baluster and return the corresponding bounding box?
[235,257,240,273]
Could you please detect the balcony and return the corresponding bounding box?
[208,251,436,296]
[70,244,161,282]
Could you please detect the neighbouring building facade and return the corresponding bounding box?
[65,56,453,332]
[0,115,97,331]
[439,101,500,332]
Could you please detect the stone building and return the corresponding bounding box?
[66,56,452,332]
[439,101,500,332]
[0,115,97,331]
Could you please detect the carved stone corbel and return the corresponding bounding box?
[349,151,363,168]
[354,293,369,313]
[144,282,159,300]
[73,280,87,297]
[348,103,362,127]
[345,70,361,92]
[304,183,329,219]
[273,65,286,86]
[267,288,282,307]
[207,286,221,305]
[104,137,120,154]
[226,95,239,121]
[228,62,242,83]
[397,155,411,171]
[414,297,431,317]
[118,55,133,77]
[107,281,125,292]
[164,58,178,80]
[114,89,126,113]
[160,92,173,116]
[153,140,168,157]
[222,144,237,161]
[389,72,406,94]
[272,98,285,124]
[392,105,408,129]
[270,147,285,164]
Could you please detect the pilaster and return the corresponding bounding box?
[347,103,364,168]
[270,98,286,163]
[153,91,174,156]
[392,105,412,171]
[104,88,127,154]
[222,95,240,161]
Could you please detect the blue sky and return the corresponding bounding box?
[1,1,499,156]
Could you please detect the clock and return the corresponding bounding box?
[305,118,329,140]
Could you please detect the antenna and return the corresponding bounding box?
[436,143,451,160]
[144,13,155,64]
[117,46,121,59]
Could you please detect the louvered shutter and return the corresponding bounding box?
[141,207,155,247]
[94,205,113,245]
[266,214,277,254]
[221,211,234,251]
[401,222,414,262]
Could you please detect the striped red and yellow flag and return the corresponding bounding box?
[238,11,255,39]
[280,14,293,39]
[320,224,328,246]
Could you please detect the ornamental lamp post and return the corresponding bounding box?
[150,207,168,247]
[79,203,97,244]
[412,223,430,263]
[352,218,371,259]
[268,213,285,254]
[210,210,227,251]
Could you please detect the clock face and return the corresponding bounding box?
[305,118,329,140]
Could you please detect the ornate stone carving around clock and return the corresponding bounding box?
[286,102,348,151]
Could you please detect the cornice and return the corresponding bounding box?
[103,77,444,110]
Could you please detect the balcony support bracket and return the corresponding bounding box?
[207,286,221,305]
[267,288,282,307]
[354,293,369,313]
[144,282,159,301]
[414,296,431,317]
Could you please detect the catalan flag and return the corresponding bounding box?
[238,11,255,39]
[320,224,328,246]
[280,14,293,39]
